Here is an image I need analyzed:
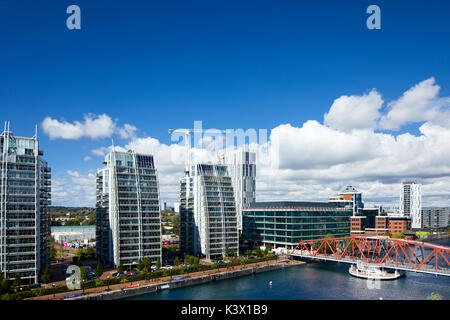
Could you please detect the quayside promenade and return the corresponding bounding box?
[27,258,305,300]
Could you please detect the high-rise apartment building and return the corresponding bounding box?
[224,150,256,232]
[0,128,51,284]
[400,181,422,229]
[179,163,239,261]
[96,150,161,268]
[422,207,450,229]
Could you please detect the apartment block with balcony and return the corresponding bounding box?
[0,129,51,284]
[96,150,161,268]
[179,163,239,261]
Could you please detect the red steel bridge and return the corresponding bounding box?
[289,235,450,277]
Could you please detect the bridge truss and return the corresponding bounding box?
[290,236,450,276]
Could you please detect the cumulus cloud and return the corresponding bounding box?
[379,77,443,130]
[117,123,138,140]
[42,114,115,140]
[324,89,383,132]
[52,170,96,207]
[58,77,450,208]
[41,113,139,141]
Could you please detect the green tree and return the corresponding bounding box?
[86,246,96,259]
[13,274,21,291]
[117,263,124,274]
[80,266,88,281]
[41,267,52,284]
[95,262,103,278]
[0,271,10,294]
[174,257,180,266]
[427,292,443,300]
[156,258,161,269]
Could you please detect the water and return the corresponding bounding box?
[122,240,450,300]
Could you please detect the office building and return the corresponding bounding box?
[96,150,162,268]
[224,149,256,232]
[329,185,363,215]
[242,201,353,250]
[179,163,239,260]
[0,128,51,283]
[400,181,422,229]
[422,207,450,229]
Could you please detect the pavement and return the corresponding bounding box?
[28,258,301,300]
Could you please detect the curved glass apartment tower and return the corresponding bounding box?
[179,164,239,261]
[0,129,51,284]
[96,150,162,268]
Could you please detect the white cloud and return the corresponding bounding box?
[54,77,450,208]
[42,114,116,140]
[117,123,138,140]
[324,89,383,132]
[83,155,92,162]
[51,170,96,207]
[379,77,442,130]
[41,113,139,141]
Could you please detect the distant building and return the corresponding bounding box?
[51,226,95,244]
[162,202,167,211]
[400,181,422,229]
[225,149,256,232]
[0,128,51,283]
[242,201,353,250]
[96,150,162,268]
[422,207,450,229]
[329,185,363,215]
[174,202,180,213]
[179,163,239,260]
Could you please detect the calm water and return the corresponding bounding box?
[123,240,450,300]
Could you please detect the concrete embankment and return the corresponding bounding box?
[75,260,304,300]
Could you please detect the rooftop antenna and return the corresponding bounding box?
[111,138,115,152]
[33,124,38,139]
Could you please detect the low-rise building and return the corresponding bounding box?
[242,201,353,250]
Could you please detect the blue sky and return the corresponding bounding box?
[1,0,450,207]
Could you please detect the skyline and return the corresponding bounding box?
[1,1,450,207]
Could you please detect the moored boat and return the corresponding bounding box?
[349,261,404,280]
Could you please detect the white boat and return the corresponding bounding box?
[349,261,404,280]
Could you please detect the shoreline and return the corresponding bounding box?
[71,259,305,300]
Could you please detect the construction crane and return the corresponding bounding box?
[168,127,227,172]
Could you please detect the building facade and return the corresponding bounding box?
[242,201,353,250]
[179,163,239,261]
[0,129,51,283]
[400,181,422,229]
[225,150,256,232]
[422,207,450,229]
[329,185,363,215]
[96,150,162,268]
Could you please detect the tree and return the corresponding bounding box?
[13,274,21,291]
[265,244,273,255]
[95,262,103,278]
[117,263,124,274]
[427,292,443,300]
[0,271,10,294]
[86,246,96,259]
[156,258,161,269]
[174,257,180,266]
[80,266,88,281]
[41,267,52,284]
